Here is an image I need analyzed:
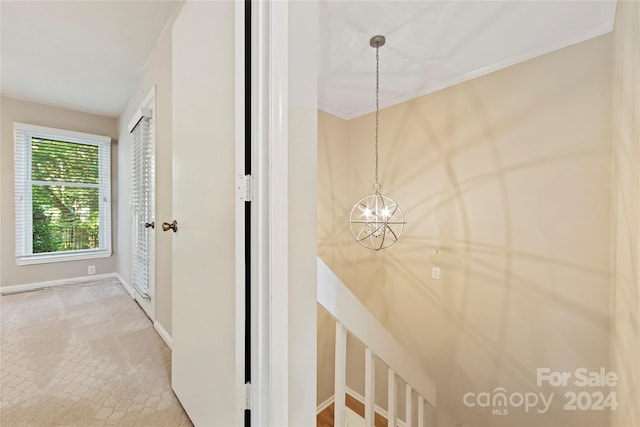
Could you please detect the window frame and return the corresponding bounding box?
[14,123,112,265]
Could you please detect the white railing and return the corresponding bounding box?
[317,257,436,427]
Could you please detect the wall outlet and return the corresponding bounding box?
[88,265,96,275]
[432,266,440,280]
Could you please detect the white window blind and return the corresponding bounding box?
[130,110,154,299]
[14,123,111,265]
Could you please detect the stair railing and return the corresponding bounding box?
[317,257,436,427]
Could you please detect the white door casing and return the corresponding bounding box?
[251,1,319,424]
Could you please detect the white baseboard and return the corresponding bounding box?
[114,273,135,299]
[154,321,173,350]
[0,273,118,295]
[317,386,407,427]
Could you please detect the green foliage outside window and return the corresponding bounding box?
[31,138,100,254]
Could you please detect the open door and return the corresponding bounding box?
[169,1,318,424]
[170,1,244,425]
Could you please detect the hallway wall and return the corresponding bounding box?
[318,33,613,427]
[611,1,640,426]
[116,5,181,335]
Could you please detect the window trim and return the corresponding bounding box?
[14,123,112,265]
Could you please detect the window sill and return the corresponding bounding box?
[16,250,112,266]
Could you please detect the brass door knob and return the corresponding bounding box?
[162,220,178,232]
[145,221,155,229]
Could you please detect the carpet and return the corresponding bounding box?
[0,279,192,427]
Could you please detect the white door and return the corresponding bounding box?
[130,91,156,320]
[171,2,239,425]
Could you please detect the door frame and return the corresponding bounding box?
[169,2,319,423]
[251,1,319,425]
[234,1,249,425]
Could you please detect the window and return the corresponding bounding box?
[14,123,111,265]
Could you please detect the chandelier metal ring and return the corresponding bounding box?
[349,192,405,251]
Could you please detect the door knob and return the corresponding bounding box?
[145,221,155,229]
[162,220,178,232]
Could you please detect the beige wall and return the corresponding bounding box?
[0,96,118,287]
[611,2,640,426]
[318,33,613,427]
[116,6,179,335]
[318,111,350,281]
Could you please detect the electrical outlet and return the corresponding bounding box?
[432,266,440,280]
[88,265,96,275]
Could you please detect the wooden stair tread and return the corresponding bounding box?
[317,394,389,427]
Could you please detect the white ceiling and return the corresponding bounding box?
[1,1,616,120]
[319,0,617,119]
[1,1,181,118]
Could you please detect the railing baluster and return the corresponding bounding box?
[317,258,437,409]
[335,323,347,427]
[388,368,396,427]
[365,348,375,427]
[406,384,412,427]
[418,395,424,427]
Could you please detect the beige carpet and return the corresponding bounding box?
[0,279,192,427]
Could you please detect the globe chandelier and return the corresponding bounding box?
[348,35,406,251]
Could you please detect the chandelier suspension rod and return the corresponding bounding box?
[374,41,380,191]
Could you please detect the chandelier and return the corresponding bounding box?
[348,35,405,251]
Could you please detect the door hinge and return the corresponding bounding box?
[244,382,251,410]
[238,175,254,202]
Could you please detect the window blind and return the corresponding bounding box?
[131,113,154,299]
[14,126,30,260]
[14,123,111,265]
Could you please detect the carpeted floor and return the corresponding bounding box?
[0,279,192,426]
